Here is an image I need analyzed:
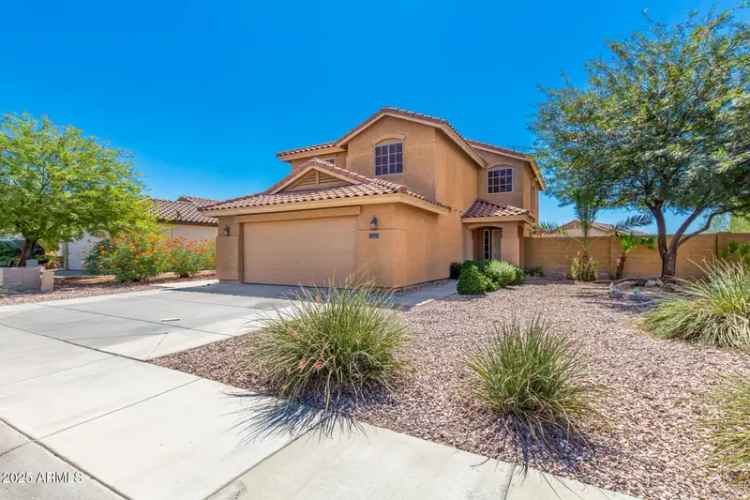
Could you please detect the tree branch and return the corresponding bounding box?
[680,208,734,245]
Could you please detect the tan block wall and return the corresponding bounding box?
[524,232,750,279]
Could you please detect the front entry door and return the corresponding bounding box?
[482,229,502,261]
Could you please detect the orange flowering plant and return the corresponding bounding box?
[160,237,215,278]
[86,233,216,282]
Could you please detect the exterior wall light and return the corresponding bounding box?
[223,225,231,237]
[370,216,379,230]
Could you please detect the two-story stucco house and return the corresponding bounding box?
[202,108,544,288]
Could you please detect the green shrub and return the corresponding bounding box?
[720,241,750,268]
[0,242,19,267]
[255,281,408,409]
[449,262,463,280]
[484,260,525,287]
[568,254,598,281]
[709,376,750,484]
[467,316,599,440]
[643,261,750,349]
[457,264,486,295]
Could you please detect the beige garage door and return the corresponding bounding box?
[243,217,357,286]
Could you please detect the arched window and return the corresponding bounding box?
[488,166,513,193]
[374,140,403,175]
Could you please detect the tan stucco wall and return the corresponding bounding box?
[473,148,537,219]
[161,224,217,241]
[435,131,480,211]
[346,116,440,202]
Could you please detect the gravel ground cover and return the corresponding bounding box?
[152,279,750,500]
[0,273,215,306]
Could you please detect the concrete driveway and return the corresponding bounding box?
[0,282,298,360]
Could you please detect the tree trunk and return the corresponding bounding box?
[661,248,677,280]
[17,238,36,267]
[615,253,627,280]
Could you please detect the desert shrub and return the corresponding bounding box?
[457,264,486,295]
[95,232,164,282]
[568,253,598,281]
[720,241,750,268]
[449,262,463,280]
[709,376,750,484]
[161,238,215,277]
[467,316,598,441]
[255,281,408,409]
[643,261,750,349]
[485,260,525,287]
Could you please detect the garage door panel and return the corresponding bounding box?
[243,217,356,286]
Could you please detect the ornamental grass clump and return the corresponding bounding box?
[255,280,408,409]
[643,261,750,350]
[709,376,750,485]
[466,316,599,443]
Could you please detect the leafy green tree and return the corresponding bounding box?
[730,213,750,232]
[0,114,154,265]
[534,9,750,279]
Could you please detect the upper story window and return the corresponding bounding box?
[375,141,403,175]
[488,167,512,193]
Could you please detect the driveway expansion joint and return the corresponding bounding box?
[0,417,130,499]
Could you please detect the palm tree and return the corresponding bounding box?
[612,214,655,280]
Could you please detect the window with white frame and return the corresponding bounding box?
[488,167,512,193]
[374,142,403,175]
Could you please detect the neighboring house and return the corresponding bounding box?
[202,107,544,288]
[60,196,218,271]
[541,220,647,238]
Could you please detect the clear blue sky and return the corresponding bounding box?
[1,1,745,232]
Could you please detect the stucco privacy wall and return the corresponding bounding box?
[524,232,750,279]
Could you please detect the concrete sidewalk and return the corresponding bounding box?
[0,297,636,499]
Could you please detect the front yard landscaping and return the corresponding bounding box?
[154,277,750,500]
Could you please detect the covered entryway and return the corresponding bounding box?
[243,216,357,286]
[479,228,502,261]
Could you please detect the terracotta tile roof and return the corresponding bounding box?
[560,219,647,235]
[152,198,218,226]
[463,199,529,219]
[176,196,220,207]
[276,142,337,157]
[202,159,446,212]
[465,140,531,159]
